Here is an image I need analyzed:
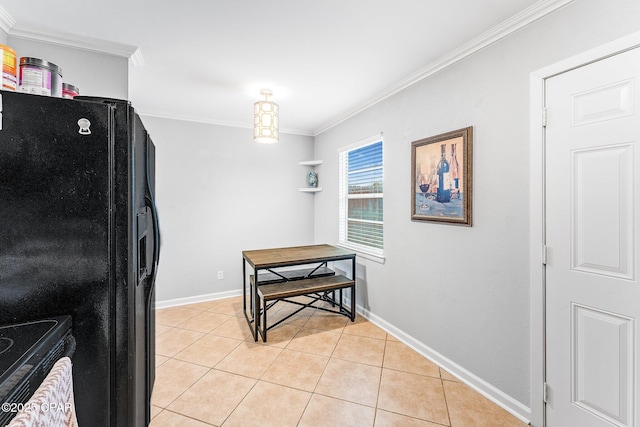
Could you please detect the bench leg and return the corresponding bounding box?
[248,281,259,342]
[350,285,356,321]
[262,296,268,342]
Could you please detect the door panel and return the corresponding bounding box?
[572,303,633,425]
[572,144,633,279]
[545,47,640,427]
[572,79,634,126]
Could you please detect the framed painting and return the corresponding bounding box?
[411,126,473,225]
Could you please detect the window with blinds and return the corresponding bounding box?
[338,135,383,256]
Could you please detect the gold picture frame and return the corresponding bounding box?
[411,126,473,225]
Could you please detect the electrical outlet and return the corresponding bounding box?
[217,271,224,280]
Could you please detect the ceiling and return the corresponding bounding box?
[0,0,556,136]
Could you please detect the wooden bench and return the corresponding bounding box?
[247,266,336,311]
[252,273,355,341]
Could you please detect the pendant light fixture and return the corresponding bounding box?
[253,89,279,143]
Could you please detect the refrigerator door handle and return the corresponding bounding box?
[136,209,150,281]
[145,194,160,283]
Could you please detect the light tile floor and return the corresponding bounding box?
[151,296,527,427]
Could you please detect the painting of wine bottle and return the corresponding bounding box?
[410,127,473,226]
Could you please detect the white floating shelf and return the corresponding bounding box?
[299,187,323,192]
[299,160,323,166]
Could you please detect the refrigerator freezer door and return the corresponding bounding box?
[0,92,114,425]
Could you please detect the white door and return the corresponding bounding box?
[545,47,640,427]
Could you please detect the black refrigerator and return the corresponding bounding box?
[0,91,159,426]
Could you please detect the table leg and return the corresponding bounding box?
[254,270,260,342]
[242,260,247,313]
[351,256,356,320]
[242,259,259,342]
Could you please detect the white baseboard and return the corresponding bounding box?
[157,291,531,424]
[356,305,531,424]
[156,289,242,309]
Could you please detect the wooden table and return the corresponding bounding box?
[242,244,356,342]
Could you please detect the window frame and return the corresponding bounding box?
[338,133,385,263]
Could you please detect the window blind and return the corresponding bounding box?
[338,134,383,255]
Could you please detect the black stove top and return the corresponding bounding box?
[0,316,73,403]
[0,319,69,375]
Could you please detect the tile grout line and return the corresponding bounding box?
[155,361,212,417]
[370,335,390,426]
[218,371,260,427]
[156,407,217,426]
[440,371,453,427]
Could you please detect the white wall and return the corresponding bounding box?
[5,37,128,99]
[313,0,640,410]
[140,116,316,303]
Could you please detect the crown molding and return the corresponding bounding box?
[0,5,143,66]
[313,0,575,135]
[129,49,145,67]
[0,6,15,34]
[9,23,144,65]
[138,109,314,137]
